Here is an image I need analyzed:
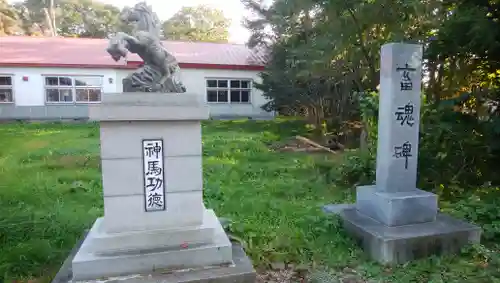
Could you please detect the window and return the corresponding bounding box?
[44,76,102,104]
[206,79,251,103]
[0,75,14,103]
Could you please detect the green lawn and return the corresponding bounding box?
[0,120,498,282]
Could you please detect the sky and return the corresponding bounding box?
[8,0,255,44]
[103,0,253,44]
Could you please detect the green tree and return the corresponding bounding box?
[244,0,500,200]
[243,0,440,138]
[15,0,128,38]
[162,5,231,42]
[0,0,22,35]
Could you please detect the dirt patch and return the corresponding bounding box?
[270,136,342,154]
[45,155,100,169]
[23,140,50,150]
[256,268,307,283]
[270,138,320,153]
[306,267,370,283]
[255,266,370,283]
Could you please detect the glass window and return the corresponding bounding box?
[45,77,59,86]
[60,89,73,101]
[217,80,228,88]
[46,89,60,102]
[76,89,88,102]
[0,76,12,86]
[59,77,72,86]
[206,80,217,88]
[0,89,13,102]
[75,77,102,86]
[230,80,240,88]
[88,89,101,102]
[230,90,240,102]
[44,75,102,104]
[205,78,252,103]
[217,90,228,102]
[0,76,14,103]
[241,90,250,103]
[207,90,218,102]
[241,80,251,89]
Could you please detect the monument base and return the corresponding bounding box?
[63,209,251,282]
[52,238,255,283]
[339,208,481,264]
[356,185,438,226]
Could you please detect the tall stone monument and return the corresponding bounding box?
[338,43,482,264]
[52,3,255,282]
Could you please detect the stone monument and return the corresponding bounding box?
[329,43,482,264]
[52,3,255,282]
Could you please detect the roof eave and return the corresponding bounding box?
[0,62,266,71]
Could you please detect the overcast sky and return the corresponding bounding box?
[8,0,257,44]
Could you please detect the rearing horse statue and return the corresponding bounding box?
[107,2,186,93]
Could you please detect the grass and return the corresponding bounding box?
[0,119,499,282]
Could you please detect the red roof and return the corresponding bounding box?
[0,36,266,70]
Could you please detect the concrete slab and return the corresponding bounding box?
[340,208,482,264]
[321,203,355,214]
[86,209,220,255]
[71,211,233,281]
[52,234,255,283]
[356,185,438,226]
[89,93,210,121]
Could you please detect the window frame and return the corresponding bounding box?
[0,74,14,104]
[205,78,252,104]
[43,75,103,105]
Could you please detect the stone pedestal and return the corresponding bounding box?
[54,93,255,282]
[326,43,481,264]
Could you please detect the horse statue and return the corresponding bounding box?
[106,2,186,93]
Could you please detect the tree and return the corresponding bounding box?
[162,5,231,42]
[15,0,128,38]
[13,3,47,36]
[0,0,22,35]
[242,0,500,194]
[242,0,441,138]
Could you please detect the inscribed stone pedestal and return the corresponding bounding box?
[51,3,255,281]
[333,42,482,265]
[51,93,255,283]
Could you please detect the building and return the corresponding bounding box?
[0,36,272,120]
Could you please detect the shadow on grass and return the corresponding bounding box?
[203,117,310,140]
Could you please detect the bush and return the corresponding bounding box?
[318,150,375,187]
[341,91,500,199]
[417,104,495,198]
[324,91,500,247]
[443,191,500,243]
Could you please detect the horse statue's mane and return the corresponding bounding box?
[128,2,162,39]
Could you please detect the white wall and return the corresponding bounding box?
[0,67,118,106]
[117,68,273,118]
[0,66,273,118]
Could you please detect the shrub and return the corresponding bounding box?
[318,150,375,187]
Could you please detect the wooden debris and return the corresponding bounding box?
[295,136,338,154]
